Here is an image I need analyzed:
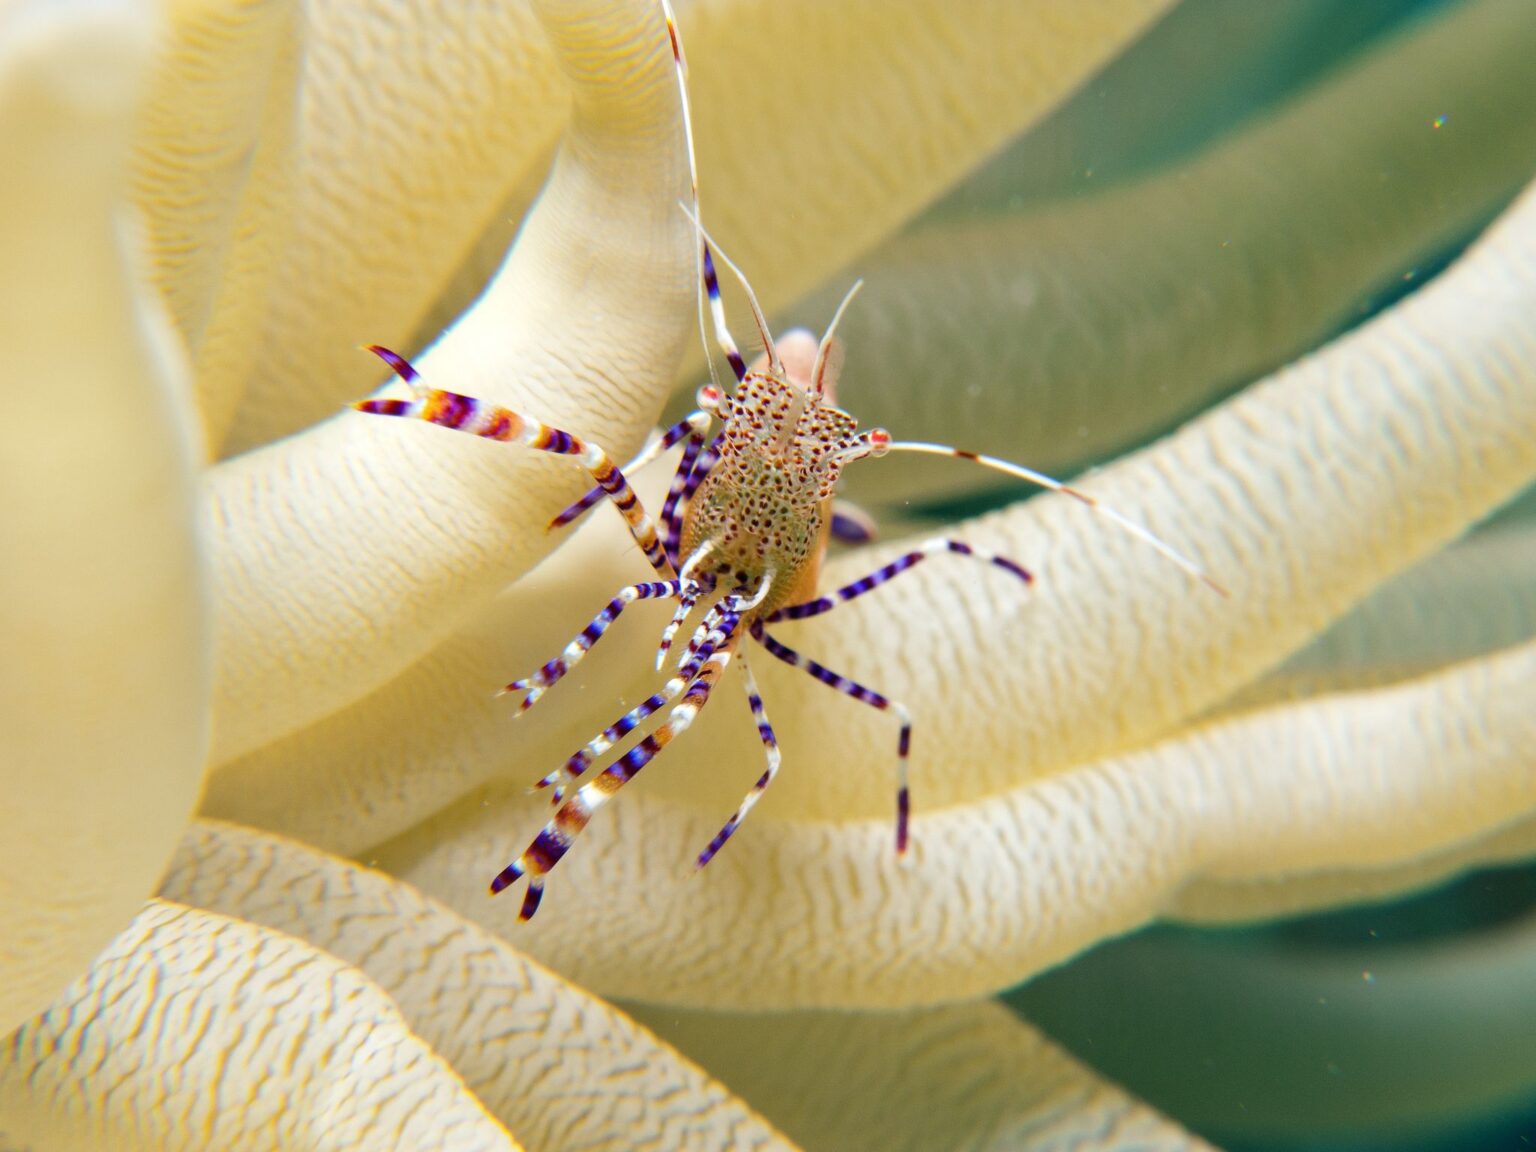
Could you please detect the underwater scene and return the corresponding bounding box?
[3,0,1534,1149]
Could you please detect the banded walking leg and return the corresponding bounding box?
[493,609,747,920]
[767,538,1030,623]
[669,437,719,526]
[501,580,684,714]
[750,620,916,854]
[356,345,673,577]
[654,548,718,668]
[550,410,712,537]
[655,579,705,669]
[695,649,780,868]
[532,594,733,801]
[660,429,718,569]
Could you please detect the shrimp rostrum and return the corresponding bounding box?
[352,0,1223,920]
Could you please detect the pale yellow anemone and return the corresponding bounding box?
[3,0,1535,1147]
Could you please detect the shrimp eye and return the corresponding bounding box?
[697,384,723,411]
[867,427,891,456]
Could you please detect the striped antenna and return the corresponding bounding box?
[679,203,783,377]
[660,0,742,384]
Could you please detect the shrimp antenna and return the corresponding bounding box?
[881,440,1227,595]
[679,202,783,377]
[659,0,726,389]
[812,279,864,396]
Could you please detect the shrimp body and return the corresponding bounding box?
[348,0,1222,920]
[680,370,857,614]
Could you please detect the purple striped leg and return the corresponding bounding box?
[695,650,780,868]
[550,410,712,544]
[532,593,731,802]
[660,429,718,569]
[655,549,718,668]
[750,620,916,854]
[493,606,748,920]
[655,581,705,669]
[768,537,1030,624]
[356,345,674,578]
[669,437,720,528]
[501,580,684,714]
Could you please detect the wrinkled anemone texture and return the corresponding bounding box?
[2,0,1535,1149]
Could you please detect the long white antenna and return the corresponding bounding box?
[812,280,864,396]
[883,440,1227,595]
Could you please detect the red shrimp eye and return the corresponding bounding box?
[697,384,723,410]
[867,428,891,455]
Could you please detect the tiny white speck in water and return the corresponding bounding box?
[1362,970,1376,984]
[1432,113,1448,128]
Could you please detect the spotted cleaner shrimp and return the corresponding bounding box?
[353,1,1224,920]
